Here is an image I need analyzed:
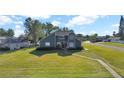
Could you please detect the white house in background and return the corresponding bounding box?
[108,37,124,44]
[0,37,30,50]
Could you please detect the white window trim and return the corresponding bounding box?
[69,42,74,48]
[45,42,50,46]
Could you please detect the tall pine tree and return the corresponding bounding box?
[118,15,124,40]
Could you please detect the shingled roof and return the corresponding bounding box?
[55,31,73,36]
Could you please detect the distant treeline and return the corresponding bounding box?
[0,28,14,37]
[1,15,124,46]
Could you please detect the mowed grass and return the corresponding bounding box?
[101,42,124,48]
[0,48,112,78]
[82,43,124,77]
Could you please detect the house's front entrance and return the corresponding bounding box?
[61,41,67,48]
[56,36,68,49]
[56,41,67,48]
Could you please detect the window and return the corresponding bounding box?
[56,42,61,47]
[45,42,50,46]
[69,34,75,40]
[69,42,74,48]
[57,42,61,45]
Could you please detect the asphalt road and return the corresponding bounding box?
[94,43,124,51]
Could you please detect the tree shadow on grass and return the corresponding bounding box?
[30,49,82,57]
[0,47,33,55]
[0,49,17,55]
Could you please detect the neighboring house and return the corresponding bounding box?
[109,37,124,44]
[0,37,30,50]
[109,37,120,42]
[102,37,120,42]
[102,37,124,44]
[39,31,82,49]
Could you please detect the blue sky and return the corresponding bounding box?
[0,15,121,37]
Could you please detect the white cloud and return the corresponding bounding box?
[112,24,119,27]
[14,25,24,37]
[111,23,119,33]
[100,15,107,18]
[40,15,51,19]
[11,15,19,20]
[25,15,51,19]
[75,31,86,35]
[103,30,112,35]
[89,30,97,35]
[0,15,12,25]
[66,15,99,27]
[10,16,23,25]
[52,20,60,26]
[99,30,117,36]
[14,21,23,25]
[11,15,23,21]
[15,25,21,29]
[0,15,23,26]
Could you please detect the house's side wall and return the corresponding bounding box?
[0,39,8,48]
[75,39,82,48]
[0,39,6,43]
[0,39,7,44]
[40,33,56,48]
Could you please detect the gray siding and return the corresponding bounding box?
[68,33,76,48]
[40,33,56,48]
[75,39,82,48]
[0,39,7,44]
[39,31,82,49]
[68,33,75,42]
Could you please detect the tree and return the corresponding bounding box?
[118,15,124,40]
[60,27,74,33]
[7,28,14,37]
[76,34,83,41]
[0,28,14,37]
[0,28,6,36]
[18,34,27,40]
[62,27,69,32]
[24,17,43,45]
[82,35,90,41]
[89,33,98,42]
[105,35,110,39]
[32,20,42,45]
[90,33,98,40]
[24,17,33,40]
[85,35,90,40]
[69,29,74,33]
[113,31,116,37]
[44,22,59,36]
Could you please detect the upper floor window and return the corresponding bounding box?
[69,34,75,40]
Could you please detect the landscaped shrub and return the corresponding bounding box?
[67,47,83,50]
[0,47,10,51]
[36,47,83,50]
[36,47,61,50]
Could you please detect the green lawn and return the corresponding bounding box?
[0,48,112,78]
[81,43,124,77]
[101,42,124,48]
